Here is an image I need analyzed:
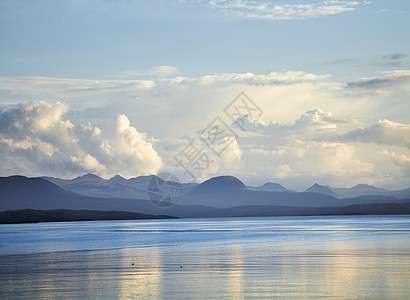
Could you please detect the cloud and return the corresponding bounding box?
[232,108,340,146]
[383,53,405,61]
[344,70,410,89]
[113,66,179,78]
[381,53,406,66]
[339,119,410,149]
[0,102,162,178]
[0,71,326,99]
[206,0,366,20]
[1,69,409,189]
[240,139,375,189]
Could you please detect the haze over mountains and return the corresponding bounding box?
[42,173,410,201]
[43,174,198,200]
[1,174,410,220]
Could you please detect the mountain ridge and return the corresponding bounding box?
[1,175,410,218]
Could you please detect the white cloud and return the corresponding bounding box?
[238,137,375,188]
[0,101,162,178]
[113,66,179,78]
[206,0,365,20]
[344,70,410,90]
[339,119,410,149]
[0,69,409,189]
[275,164,291,178]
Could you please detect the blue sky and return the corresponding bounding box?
[1,0,409,79]
[0,0,409,190]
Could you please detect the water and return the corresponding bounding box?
[1,215,410,299]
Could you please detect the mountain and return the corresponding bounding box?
[2,175,410,218]
[43,174,198,200]
[300,183,410,200]
[255,182,288,192]
[44,173,152,199]
[44,173,410,201]
[331,184,391,198]
[390,188,410,199]
[193,175,246,193]
[108,174,128,184]
[305,183,338,198]
[0,176,157,213]
[1,175,76,205]
[178,176,405,209]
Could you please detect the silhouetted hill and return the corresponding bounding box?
[2,175,410,218]
[0,176,158,213]
[212,202,410,217]
[0,209,176,224]
[1,175,76,200]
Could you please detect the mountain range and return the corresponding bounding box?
[42,173,410,200]
[1,174,410,220]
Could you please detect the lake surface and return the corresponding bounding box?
[1,215,410,299]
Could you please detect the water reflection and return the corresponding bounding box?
[119,250,162,299]
[1,217,410,299]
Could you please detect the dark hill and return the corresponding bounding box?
[0,209,176,224]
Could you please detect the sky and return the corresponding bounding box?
[0,0,409,190]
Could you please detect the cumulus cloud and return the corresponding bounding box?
[339,119,410,149]
[232,108,340,146]
[206,0,365,20]
[1,69,409,189]
[0,101,162,178]
[240,139,375,188]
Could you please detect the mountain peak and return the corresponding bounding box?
[305,183,337,198]
[353,184,373,188]
[77,173,101,179]
[195,175,245,192]
[109,174,127,182]
[257,182,287,192]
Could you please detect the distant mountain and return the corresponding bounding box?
[43,173,410,201]
[43,173,148,199]
[1,175,410,218]
[255,182,288,192]
[108,174,129,184]
[178,176,406,209]
[390,188,410,200]
[193,175,246,193]
[0,176,157,213]
[305,183,338,198]
[43,174,198,200]
[300,183,410,200]
[0,209,176,224]
[331,184,390,198]
[1,175,76,204]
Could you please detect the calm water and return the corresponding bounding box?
[0,215,410,299]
